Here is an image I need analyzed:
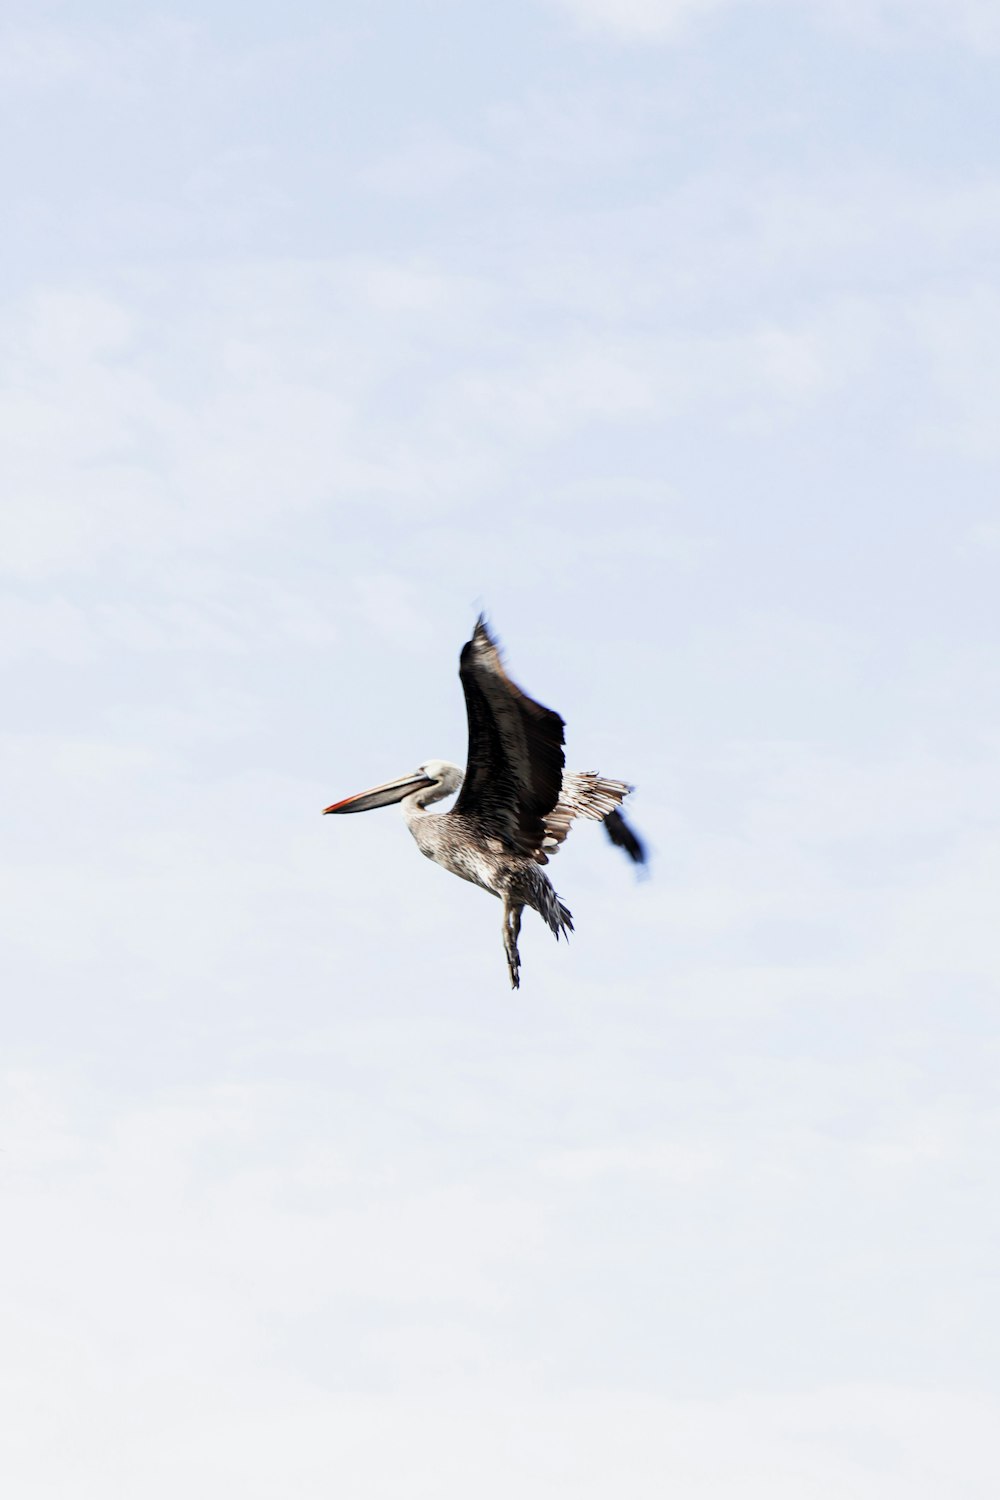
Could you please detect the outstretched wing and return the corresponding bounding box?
[452,616,565,854]
[603,807,647,866]
[536,772,633,864]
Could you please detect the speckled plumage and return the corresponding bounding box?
[324,616,645,988]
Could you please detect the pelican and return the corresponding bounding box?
[324,616,645,988]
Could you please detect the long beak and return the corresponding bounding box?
[323,771,435,815]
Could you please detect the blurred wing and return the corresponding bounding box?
[603,808,647,865]
[452,616,565,854]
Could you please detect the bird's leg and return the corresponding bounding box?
[502,899,523,990]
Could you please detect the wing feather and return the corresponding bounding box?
[602,807,647,865]
[538,772,633,861]
[453,616,565,853]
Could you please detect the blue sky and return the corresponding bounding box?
[3,2,1000,1494]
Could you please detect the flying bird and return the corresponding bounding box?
[323,616,645,988]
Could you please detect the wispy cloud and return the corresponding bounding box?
[546,0,1000,51]
[3,2,998,1491]
[546,0,732,42]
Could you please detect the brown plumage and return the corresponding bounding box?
[453,617,566,856]
[324,615,645,988]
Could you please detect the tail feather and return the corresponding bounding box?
[529,868,574,941]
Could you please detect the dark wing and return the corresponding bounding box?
[452,615,565,855]
[603,808,647,866]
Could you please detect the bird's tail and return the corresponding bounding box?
[528,868,574,942]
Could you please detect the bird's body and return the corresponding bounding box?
[324,617,644,987]
[402,777,577,986]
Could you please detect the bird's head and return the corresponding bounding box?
[323,759,463,815]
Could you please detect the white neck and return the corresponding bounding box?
[401,765,463,825]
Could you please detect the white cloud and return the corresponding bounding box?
[0,594,96,663]
[3,6,999,1493]
[0,18,199,96]
[0,279,363,578]
[540,1140,722,1182]
[363,132,488,198]
[2,155,994,585]
[3,1054,999,1493]
[547,0,1000,50]
[547,0,732,41]
[908,286,1000,458]
[822,0,1000,52]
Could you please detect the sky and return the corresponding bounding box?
[2,0,1000,1494]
